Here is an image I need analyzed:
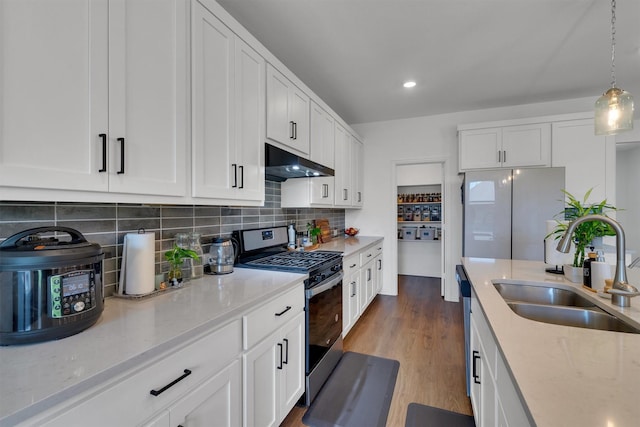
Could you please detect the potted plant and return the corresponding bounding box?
[547,188,617,281]
[164,244,200,285]
[307,222,322,245]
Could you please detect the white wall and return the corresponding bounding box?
[348,96,598,301]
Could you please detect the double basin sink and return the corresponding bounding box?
[494,282,640,334]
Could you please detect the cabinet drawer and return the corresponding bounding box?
[343,254,360,272]
[243,286,304,350]
[34,320,242,427]
[360,247,376,265]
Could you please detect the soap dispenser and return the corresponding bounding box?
[288,224,296,249]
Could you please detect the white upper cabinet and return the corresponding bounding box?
[334,123,352,206]
[0,0,109,192]
[309,100,335,169]
[459,123,551,171]
[0,0,187,196]
[191,0,264,203]
[351,137,364,207]
[551,119,614,203]
[266,64,310,156]
[108,0,188,196]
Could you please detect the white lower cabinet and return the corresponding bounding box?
[243,311,305,427]
[342,241,384,337]
[26,320,242,427]
[469,289,530,427]
[144,359,242,427]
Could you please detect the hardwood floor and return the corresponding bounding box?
[280,275,473,427]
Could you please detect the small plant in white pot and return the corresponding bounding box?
[547,189,617,282]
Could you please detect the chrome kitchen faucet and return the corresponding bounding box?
[557,215,640,307]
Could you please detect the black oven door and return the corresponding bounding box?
[305,272,343,374]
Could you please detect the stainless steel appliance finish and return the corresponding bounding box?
[265,143,334,182]
[207,237,237,274]
[233,226,344,405]
[0,227,104,345]
[456,264,471,397]
[463,167,565,261]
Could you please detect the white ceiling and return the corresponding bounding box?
[216,0,640,125]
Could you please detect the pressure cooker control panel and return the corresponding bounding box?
[49,270,97,318]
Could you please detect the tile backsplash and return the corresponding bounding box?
[0,181,345,296]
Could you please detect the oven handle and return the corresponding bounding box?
[305,272,344,299]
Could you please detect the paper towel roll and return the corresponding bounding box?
[544,220,574,267]
[119,232,155,295]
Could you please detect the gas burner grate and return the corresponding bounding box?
[245,251,341,270]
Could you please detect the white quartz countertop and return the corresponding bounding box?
[314,235,383,257]
[0,268,307,426]
[462,257,640,427]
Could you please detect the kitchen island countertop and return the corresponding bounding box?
[462,257,640,427]
[0,268,307,426]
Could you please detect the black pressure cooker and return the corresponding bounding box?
[0,227,104,345]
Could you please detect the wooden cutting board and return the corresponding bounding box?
[316,219,331,243]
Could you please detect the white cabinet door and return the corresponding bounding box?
[362,263,374,306]
[351,138,364,207]
[551,119,614,203]
[344,269,361,337]
[334,123,352,206]
[501,123,550,168]
[233,37,265,202]
[0,0,109,192]
[374,253,383,294]
[309,177,335,206]
[278,312,305,419]
[107,0,187,196]
[169,359,242,427]
[244,312,305,427]
[191,1,264,203]
[244,331,278,427]
[266,65,310,156]
[191,1,234,199]
[459,128,502,170]
[309,100,335,168]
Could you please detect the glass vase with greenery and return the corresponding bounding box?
[164,244,200,284]
[548,188,617,268]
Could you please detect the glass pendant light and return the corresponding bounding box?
[594,0,634,136]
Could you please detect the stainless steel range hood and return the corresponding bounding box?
[265,143,334,182]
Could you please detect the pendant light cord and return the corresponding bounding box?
[610,0,617,88]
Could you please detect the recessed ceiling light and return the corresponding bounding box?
[403,81,416,88]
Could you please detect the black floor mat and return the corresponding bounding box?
[405,403,475,427]
[302,351,399,427]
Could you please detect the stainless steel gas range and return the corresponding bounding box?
[232,226,344,406]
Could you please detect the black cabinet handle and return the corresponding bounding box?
[350,263,357,268]
[293,122,297,140]
[116,138,125,174]
[378,259,382,270]
[503,150,507,163]
[277,343,283,370]
[98,134,107,172]
[283,338,289,364]
[150,369,192,396]
[497,150,501,163]
[472,351,481,384]
[232,164,237,188]
[290,121,295,139]
[343,189,348,201]
[323,183,329,198]
[351,281,356,297]
[275,306,292,317]
[239,165,244,189]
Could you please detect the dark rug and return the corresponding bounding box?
[302,351,400,427]
[405,403,475,427]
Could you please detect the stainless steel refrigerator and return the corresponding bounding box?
[463,167,565,261]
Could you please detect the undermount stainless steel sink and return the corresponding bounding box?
[494,283,596,307]
[494,282,640,334]
[507,302,640,334]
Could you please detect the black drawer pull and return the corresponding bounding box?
[98,133,107,172]
[150,369,192,396]
[277,343,284,369]
[283,338,289,364]
[275,306,292,317]
[472,351,481,384]
[117,137,125,174]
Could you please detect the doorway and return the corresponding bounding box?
[394,161,446,296]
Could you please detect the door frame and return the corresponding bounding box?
[392,157,449,297]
